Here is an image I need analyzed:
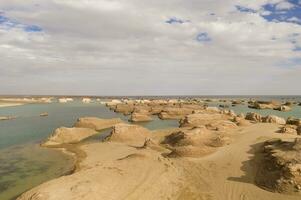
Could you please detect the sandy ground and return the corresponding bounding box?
[0,102,24,108]
[189,123,301,200]
[17,124,301,200]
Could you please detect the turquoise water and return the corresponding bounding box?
[0,101,179,200]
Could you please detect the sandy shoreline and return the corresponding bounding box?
[16,99,301,200]
[17,124,301,200]
[0,102,24,108]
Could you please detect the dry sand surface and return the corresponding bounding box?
[0,102,24,108]
[18,124,301,200]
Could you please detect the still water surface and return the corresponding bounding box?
[0,101,178,200]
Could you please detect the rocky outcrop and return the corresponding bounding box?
[40,112,48,117]
[162,127,228,157]
[256,138,301,194]
[74,117,123,131]
[231,100,243,105]
[104,99,207,117]
[158,107,194,119]
[220,109,236,117]
[106,100,121,110]
[82,98,92,103]
[114,104,134,115]
[219,104,230,108]
[237,113,245,118]
[284,101,293,106]
[287,117,301,126]
[0,116,17,121]
[132,106,151,114]
[245,113,287,125]
[42,127,97,146]
[107,123,151,146]
[245,112,263,122]
[233,116,252,126]
[248,101,280,110]
[180,113,228,127]
[280,119,301,135]
[279,125,298,135]
[206,120,238,131]
[262,115,286,125]
[205,107,220,113]
[129,112,153,122]
[0,97,52,104]
[274,105,291,112]
[58,98,73,103]
[297,126,301,135]
[146,106,163,115]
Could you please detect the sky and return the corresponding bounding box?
[0,0,300,96]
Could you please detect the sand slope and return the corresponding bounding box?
[191,123,301,200]
[18,124,301,200]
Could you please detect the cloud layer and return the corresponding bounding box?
[0,0,300,95]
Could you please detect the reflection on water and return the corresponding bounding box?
[0,144,74,200]
[0,101,179,200]
[0,102,128,200]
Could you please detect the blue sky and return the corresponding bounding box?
[165,17,189,24]
[0,12,42,32]
[196,32,211,42]
[235,1,301,66]
[262,0,301,25]
[0,0,300,95]
[236,0,301,25]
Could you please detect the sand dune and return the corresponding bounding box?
[17,122,301,200]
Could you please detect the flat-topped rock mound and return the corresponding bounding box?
[180,113,232,128]
[256,138,301,194]
[248,100,280,110]
[42,127,97,147]
[278,117,301,135]
[158,107,194,119]
[233,115,252,126]
[114,104,135,115]
[287,117,301,126]
[245,112,286,125]
[279,125,301,135]
[74,117,123,131]
[129,112,153,122]
[105,99,207,118]
[162,126,229,157]
[158,104,205,119]
[263,115,286,125]
[0,116,17,121]
[247,100,293,112]
[107,123,152,146]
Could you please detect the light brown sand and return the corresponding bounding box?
[191,123,301,200]
[0,102,24,108]
[18,124,301,200]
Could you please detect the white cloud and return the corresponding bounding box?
[0,0,300,95]
[275,1,295,10]
[287,17,301,23]
[53,0,123,11]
